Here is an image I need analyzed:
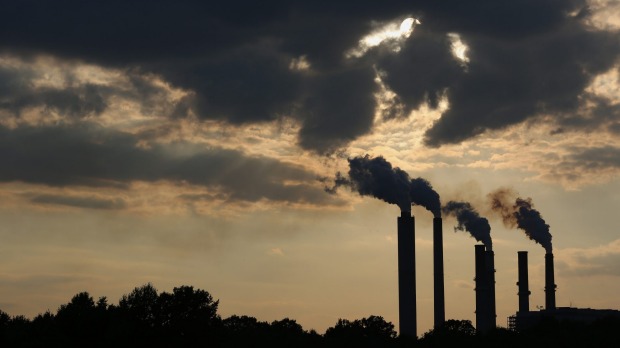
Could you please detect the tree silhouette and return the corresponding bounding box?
[267,318,320,348]
[55,291,111,346]
[30,311,59,346]
[116,283,163,346]
[1,315,31,347]
[324,315,397,347]
[419,319,476,347]
[118,283,160,327]
[0,310,12,344]
[158,285,222,346]
[222,315,270,346]
[3,283,619,347]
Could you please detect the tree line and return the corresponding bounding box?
[1,283,618,347]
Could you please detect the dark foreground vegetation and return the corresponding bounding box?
[1,284,619,347]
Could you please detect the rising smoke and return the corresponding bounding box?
[410,177,441,218]
[442,201,492,250]
[331,155,412,211]
[488,188,553,253]
[326,155,441,214]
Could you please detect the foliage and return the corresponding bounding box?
[324,315,397,347]
[1,285,620,347]
[419,319,477,347]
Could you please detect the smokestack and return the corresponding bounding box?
[398,210,416,338]
[474,244,490,333]
[517,251,530,313]
[485,250,496,328]
[433,216,445,328]
[409,178,443,329]
[326,156,421,336]
[545,252,556,311]
[443,202,494,331]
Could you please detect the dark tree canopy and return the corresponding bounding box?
[1,284,620,347]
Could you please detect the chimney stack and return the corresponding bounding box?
[545,252,556,311]
[474,244,491,333]
[433,216,445,328]
[517,251,530,313]
[397,210,416,338]
[485,249,497,328]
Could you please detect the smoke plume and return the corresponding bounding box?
[488,187,517,224]
[410,177,441,217]
[329,155,412,211]
[442,201,492,250]
[488,189,552,252]
[513,197,553,253]
[326,155,443,214]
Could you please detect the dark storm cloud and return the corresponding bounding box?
[0,64,181,120]
[0,123,333,205]
[375,26,464,116]
[29,194,127,210]
[568,146,620,169]
[552,97,620,135]
[0,65,108,118]
[1,0,618,151]
[159,43,303,124]
[406,0,587,38]
[297,67,378,153]
[420,19,620,146]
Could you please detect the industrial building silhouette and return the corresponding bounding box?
[393,211,620,336]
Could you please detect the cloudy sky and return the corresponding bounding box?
[1,0,620,335]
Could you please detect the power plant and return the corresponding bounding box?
[391,210,620,335]
[334,154,619,336]
[393,204,619,336]
[508,250,620,331]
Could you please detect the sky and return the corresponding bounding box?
[1,0,620,336]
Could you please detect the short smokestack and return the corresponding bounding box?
[433,216,445,328]
[397,211,416,338]
[474,244,490,333]
[517,251,530,313]
[545,252,556,311]
[485,250,496,328]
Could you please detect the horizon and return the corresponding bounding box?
[1,0,620,336]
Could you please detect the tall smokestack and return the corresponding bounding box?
[517,251,530,313]
[545,252,556,311]
[398,210,416,338]
[443,202,494,332]
[485,250,496,328]
[433,216,445,328]
[474,244,490,333]
[489,190,554,312]
[409,178,443,329]
[325,155,420,336]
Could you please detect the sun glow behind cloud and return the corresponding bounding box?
[346,17,419,58]
[447,33,470,66]
[586,0,620,30]
[586,66,620,104]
